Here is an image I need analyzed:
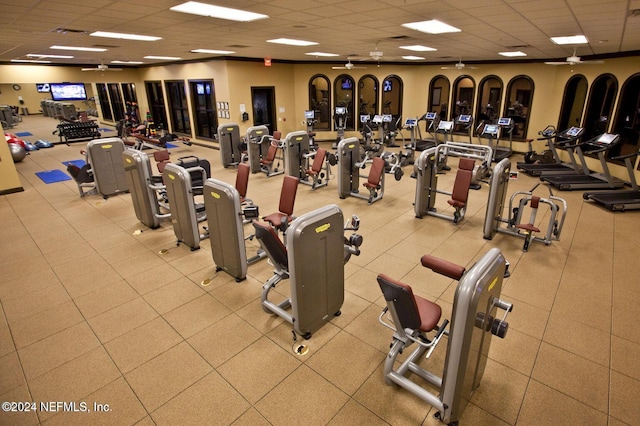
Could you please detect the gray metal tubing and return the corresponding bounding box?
[387,371,445,412]
[247,125,270,173]
[483,158,512,239]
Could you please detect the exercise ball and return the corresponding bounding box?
[9,143,26,162]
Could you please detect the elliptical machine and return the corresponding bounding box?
[333,106,348,148]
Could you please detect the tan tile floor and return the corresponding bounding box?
[1,115,639,425]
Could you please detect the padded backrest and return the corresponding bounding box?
[264,144,278,162]
[451,169,473,204]
[253,220,288,269]
[368,156,385,186]
[279,175,299,215]
[272,131,282,141]
[421,254,466,281]
[311,148,326,172]
[236,163,250,198]
[153,150,170,163]
[458,157,475,172]
[530,195,540,209]
[377,274,421,330]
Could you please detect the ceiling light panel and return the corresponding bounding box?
[170,2,268,22]
[550,35,588,45]
[50,45,107,52]
[402,56,425,60]
[267,38,318,46]
[402,20,461,34]
[499,51,527,57]
[305,52,340,57]
[191,49,236,54]
[399,45,437,52]
[90,31,161,41]
[144,55,182,60]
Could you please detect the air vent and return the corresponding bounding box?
[227,45,249,48]
[54,28,87,34]
[507,45,531,49]
[387,35,411,40]
[92,44,120,48]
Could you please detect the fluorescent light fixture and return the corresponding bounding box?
[11,59,51,63]
[50,45,107,52]
[111,60,144,64]
[499,51,527,57]
[402,55,425,60]
[402,20,461,34]
[267,38,318,47]
[90,31,161,41]
[27,54,73,59]
[144,55,182,60]
[305,52,340,57]
[550,35,588,45]
[190,49,235,55]
[170,2,268,22]
[399,45,437,52]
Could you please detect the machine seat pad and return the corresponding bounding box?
[377,274,442,332]
[421,255,466,281]
[516,223,540,233]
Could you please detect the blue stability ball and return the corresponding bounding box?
[9,143,27,162]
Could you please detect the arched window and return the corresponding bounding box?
[334,74,355,131]
[583,74,618,142]
[558,75,587,131]
[452,75,475,134]
[428,76,450,120]
[308,74,331,131]
[381,75,403,119]
[357,75,379,130]
[611,73,639,159]
[475,75,503,129]
[504,75,534,140]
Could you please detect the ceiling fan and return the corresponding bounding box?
[441,59,478,70]
[544,49,604,66]
[81,63,123,72]
[332,59,367,70]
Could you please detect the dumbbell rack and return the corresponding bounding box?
[56,121,101,144]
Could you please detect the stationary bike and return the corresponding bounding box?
[523,125,557,164]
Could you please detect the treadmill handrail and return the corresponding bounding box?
[611,149,640,162]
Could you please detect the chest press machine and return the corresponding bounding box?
[377,247,513,425]
[252,205,363,339]
[283,130,331,189]
[69,138,129,199]
[337,137,386,205]
[217,123,243,168]
[246,125,271,174]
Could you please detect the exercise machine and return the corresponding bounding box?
[334,106,348,148]
[522,125,557,164]
[162,162,208,250]
[122,149,170,229]
[337,137,385,204]
[439,141,493,189]
[540,133,626,190]
[246,125,271,174]
[218,123,243,167]
[282,130,331,189]
[414,146,476,224]
[415,111,439,151]
[253,204,363,339]
[259,131,285,177]
[517,126,585,176]
[478,121,510,162]
[377,247,513,425]
[79,138,129,199]
[303,110,317,147]
[496,117,515,159]
[484,159,567,252]
[454,114,474,144]
[203,178,265,282]
[583,149,640,211]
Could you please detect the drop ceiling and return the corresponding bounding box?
[1,0,639,68]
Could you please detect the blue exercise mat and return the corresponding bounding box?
[166,142,178,148]
[15,132,33,137]
[98,128,114,132]
[62,159,86,168]
[35,169,72,184]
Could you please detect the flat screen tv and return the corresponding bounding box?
[36,83,50,93]
[341,78,352,90]
[50,82,88,101]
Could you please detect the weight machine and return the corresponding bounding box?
[218,123,243,167]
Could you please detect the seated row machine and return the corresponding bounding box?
[68,138,129,199]
[253,204,363,339]
[337,137,385,205]
[283,130,331,190]
[377,247,513,425]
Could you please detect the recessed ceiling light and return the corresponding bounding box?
[90,31,161,41]
[550,35,588,45]
[11,59,51,63]
[50,45,107,52]
[402,55,425,60]
[111,60,144,64]
[144,55,182,60]
[170,2,268,22]
[499,51,527,57]
[267,38,318,47]
[305,52,339,57]
[399,45,437,52]
[401,20,461,34]
[27,54,74,59]
[190,49,235,55]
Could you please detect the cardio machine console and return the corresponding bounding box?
[304,110,315,119]
[497,117,512,126]
[404,118,417,127]
[425,112,437,120]
[372,115,383,124]
[482,123,500,137]
[335,106,347,115]
[360,114,370,123]
[457,114,472,123]
[437,120,454,131]
[593,133,619,145]
[382,114,393,123]
[559,126,584,139]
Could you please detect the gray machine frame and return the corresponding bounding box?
[378,247,513,425]
[218,123,243,168]
[246,125,271,173]
[85,137,129,199]
[163,163,208,250]
[122,149,170,229]
[337,137,384,204]
[484,159,568,250]
[283,130,330,188]
[260,205,349,338]
[203,178,264,282]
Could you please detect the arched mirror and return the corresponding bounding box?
[334,75,355,131]
[381,75,403,119]
[611,73,640,161]
[504,75,534,140]
[308,74,331,131]
[475,75,503,131]
[558,74,587,131]
[357,75,379,130]
[452,75,475,134]
[428,76,450,120]
[583,73,618,143]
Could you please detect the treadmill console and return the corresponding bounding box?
[360,114,370,123]
[304,110,315,119]
[497,117,512,126]
[335,107,347,115]
[483,124,500,136]
[404,118,417,127]
[437,120,454,131]
[595,133,619,145]
[382,114,393,123]
[425,112,437,120]
[457,114,471,123]
[372,115,383,124]
[558,126,584,141]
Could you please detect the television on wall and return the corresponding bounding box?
[49,82,88,101]
[36,83,51,93]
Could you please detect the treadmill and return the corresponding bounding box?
[540,133,626,191]
[415,112,439,151]
[517,126,585,176]
[477,122,504,162]
[583,150,640,211]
